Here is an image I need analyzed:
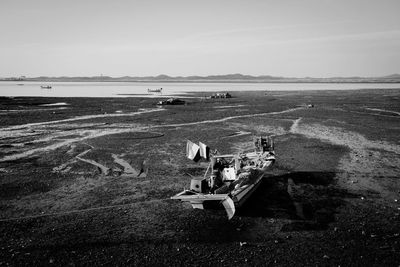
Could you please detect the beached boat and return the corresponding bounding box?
[171,136,275,219]
[148,88,162,93]
[210,92,232,98]
[156,98,185,105]
[40,85,52,89]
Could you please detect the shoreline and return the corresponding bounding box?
[1,88,400,100]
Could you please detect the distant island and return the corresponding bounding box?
[1,73,400,83]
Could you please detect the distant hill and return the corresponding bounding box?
[382,74,400,79]
[2,74,400,83]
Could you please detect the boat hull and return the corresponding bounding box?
[171,166,268,219]
[171,137,275,219]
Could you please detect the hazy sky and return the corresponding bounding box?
[1,0,399,77]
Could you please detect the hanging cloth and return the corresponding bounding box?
[198,142,210,160]
[186,140,201,162]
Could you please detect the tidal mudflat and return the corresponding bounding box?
[0,89,399,266]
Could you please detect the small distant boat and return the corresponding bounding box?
[148,88,162,93]
[40,85,52,89]
[17,83,24,86]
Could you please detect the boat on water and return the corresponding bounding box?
[148,88,162,93]
[40,85,52,89]
[171,136,275,219]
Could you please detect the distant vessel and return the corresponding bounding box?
[40,85,52,89]
[148,88,162,93]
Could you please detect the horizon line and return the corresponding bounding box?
[2,73,400,80]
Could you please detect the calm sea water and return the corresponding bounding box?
[0,81,399,98]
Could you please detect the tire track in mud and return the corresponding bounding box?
[0,108,163,133]
[59,143,110,175]
[288,116,400,199]
[289,117,302,133]
[153,107,303,129]
[76,156,110,175]
[290,119,400,155]
[52,144,143,176]
[0,108,162,162]
[347,109,400,119]
[0,107,69,114]
[0,107,303,162]
[0,127,147,162]
[52,144,91,173]
[0,109,163,161]
[0,198,170,223]
[111,154,139,176]
[365,108,400,116]
[221,130,252,139]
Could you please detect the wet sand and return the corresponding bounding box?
[0,89,399,266]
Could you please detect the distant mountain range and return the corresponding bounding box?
[2,73,400,83]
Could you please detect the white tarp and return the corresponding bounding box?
[186,140,200,162]
[198,141,210,160]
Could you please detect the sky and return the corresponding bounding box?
[0,0,399,77]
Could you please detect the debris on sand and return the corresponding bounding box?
[157,98,185,105]
[239,242,248,247]
[208,92,232,99]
